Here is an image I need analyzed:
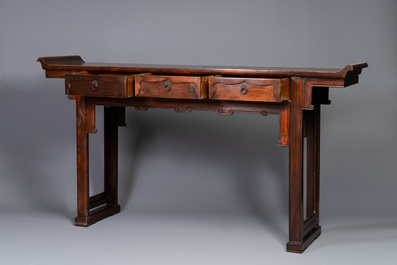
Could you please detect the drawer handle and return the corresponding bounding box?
[92,80,99,91]
[164,82,171,92]
[240,84,248,95]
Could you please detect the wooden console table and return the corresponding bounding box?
[38,56,367,253]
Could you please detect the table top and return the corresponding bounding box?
[38,56,367,79]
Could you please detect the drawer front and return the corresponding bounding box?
[65,73,134,98]
[208,77,289,102]
[135,74,206,99]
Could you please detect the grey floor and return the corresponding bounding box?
[1,209,396,265]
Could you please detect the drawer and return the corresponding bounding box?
[208,77,289,102]
[65,72,134,98]
[135,74,207,99]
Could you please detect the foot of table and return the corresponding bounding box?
[75,204,121,227]
[286,225,321,253]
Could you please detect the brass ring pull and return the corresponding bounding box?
[164,82,171,91]
[92,80,99,91]
[240,84,248,95]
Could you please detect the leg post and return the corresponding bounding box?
[287,77,304,252]
[104,106,122,207]
[74,96,94,226]
[305,104,321,221]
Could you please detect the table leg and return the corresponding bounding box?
[286,78,321,253]
[74,96,91,225]
[104,106,122,207]
[74,99,121,226]
[305,103,321,227]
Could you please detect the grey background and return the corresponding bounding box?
[0,0,396,264]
